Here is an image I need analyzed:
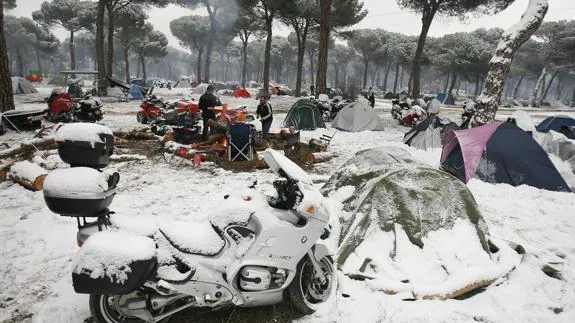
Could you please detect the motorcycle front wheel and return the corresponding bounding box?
[288,255,335,315]
[89,294,142,323]
[136,111,147,124]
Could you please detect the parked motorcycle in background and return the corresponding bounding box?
[45,88,104,123]
[42,126,336,323]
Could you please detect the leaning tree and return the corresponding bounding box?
[1,0,17,112]
[396,0,515,99]
[471,0,549,126]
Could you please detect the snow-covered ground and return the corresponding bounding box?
[1,88,575,322]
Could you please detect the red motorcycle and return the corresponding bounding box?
[137,95,199,124]
[45,90,75,122]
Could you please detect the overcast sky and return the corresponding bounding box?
[6,0,575,52]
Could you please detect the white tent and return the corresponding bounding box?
[332,102,385,132]
[11,77,38,95]
[191,83,209,95]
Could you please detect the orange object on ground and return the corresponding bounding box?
[232,88,251,98]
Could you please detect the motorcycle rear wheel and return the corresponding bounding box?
[137,111,147,124]
[89,294,142,323]
[287,255,335,315]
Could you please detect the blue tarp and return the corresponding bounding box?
[129,85,144,100]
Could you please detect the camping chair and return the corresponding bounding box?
[319,131,336,151]
[228,123,255,161]
[284,131,301,159]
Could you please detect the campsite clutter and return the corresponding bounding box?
[2,79,575,323]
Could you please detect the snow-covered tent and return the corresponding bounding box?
[403,115,458,150]
[441,122,572,192]
[191,83,209,95]
[322,146,521,300]
[283,99,326,130]
[541,130,575,174]
[332,102,384,132]
[11,77,38,95]
[536,116,575,139]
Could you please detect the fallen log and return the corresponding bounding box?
[255,158,269,169]
[114,130,158,141]
[0,137,56,160]
[305,152,337,164]
[309,139,328,152]
[8,160,48,191]
[110,154,148,162]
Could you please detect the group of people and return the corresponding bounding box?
[198,85,274,141]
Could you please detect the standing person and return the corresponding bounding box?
[199,85,220,140]
[368,93,375,108]
[256,95,273,140]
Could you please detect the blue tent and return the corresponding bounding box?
[441,122,571,193]
[536,116,575,139]
[129,85,144,100]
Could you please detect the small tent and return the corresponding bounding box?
[536,116,575,139]
[129,85,144,100]
[441,122,571,192]
[191,83,209,95]
[232,87,251,98]
[283,99,326,130]
[11,77,38,95]
[332,102,385,132]
[403,115,458,150]
[321,146,520,300]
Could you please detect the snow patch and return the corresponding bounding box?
[43,167,108,197]
[9,160,48,180]
[159,220,224,255]
[55,123,113,146]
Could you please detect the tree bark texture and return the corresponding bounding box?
[541,70,557,103]
[294,21,308,97]
[106,8,115,78]
[308,49,315,86]
[393,63,400,93]
[383,62,392,91]
[241,41,248,87]
[69,30,76,73]
[316,0,332,95]
[362,59,368,89]
[263,17,273,97]
[472,0,549,126]
[140,55,147,80]
[0,1,15,112]
[96,0,107,96]
[411,6,437,99]
[196,50,203,83]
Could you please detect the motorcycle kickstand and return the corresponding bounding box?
[307,250,327,285]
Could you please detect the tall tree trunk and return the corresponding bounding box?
[241,41,248,87]
[308,49,315,85]
[393,63,400,93]
[123,47,130,84]
[106,8,115,78]
[530,67,547,107]
[36,50,43,75]
[96,0,107,96]
[362,59,368,89]
[316,0,332,95]
[16,48,24,77]
[383,61,392,91]
[513,75,524,99]
[472,0,549,126]
[263,17,273,96]
[411,6,438,99]
[447,73,457,97]
[540,70,557,103]
[400,68,404,90]
[443,74,450,93]
[204,7,216,83]
[294,23,308,97]
[0,0,15,112]
[555,77,562,101]
[334,66,339,88]
[196,50,203,83]
[407,69,413,95]
[571,87,575,107]
[140,55,146,81]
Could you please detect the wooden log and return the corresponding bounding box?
[0,170,6,183]
[309,139,327,152]
[255,158,269,169]
[110,154,147,162]
[114,131,158,141]
[305,152,337,164]
[8,161,48,191]
[0,137,56,160]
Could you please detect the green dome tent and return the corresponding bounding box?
[322,146,521,300]
[283,99,326,130]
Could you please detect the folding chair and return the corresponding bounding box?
[228,123,255,161]
[284,131,301,159]
[319,131,336,151]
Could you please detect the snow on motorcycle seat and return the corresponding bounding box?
[55,123,114,168]
[159,220,225,256]
[43,167,118,217]
[72,231,157,294]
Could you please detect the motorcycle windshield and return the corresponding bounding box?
[263,149,312,186]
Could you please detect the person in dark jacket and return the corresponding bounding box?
[368,93,375,108]
[199,85,220,140]
[256,95,273,140]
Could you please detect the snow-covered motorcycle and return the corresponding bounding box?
[43,132,336,322]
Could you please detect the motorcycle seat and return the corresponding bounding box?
[159,220,225,256]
